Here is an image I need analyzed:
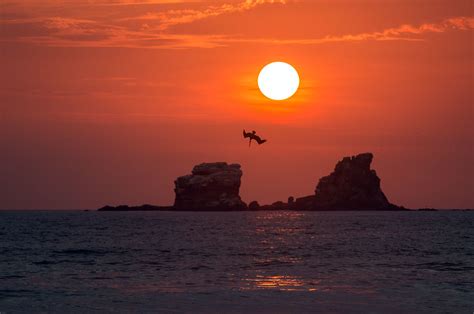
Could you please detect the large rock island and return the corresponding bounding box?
[98,153,406,211]
[291,153,403,210]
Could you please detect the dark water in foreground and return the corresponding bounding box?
[1,211,473,313]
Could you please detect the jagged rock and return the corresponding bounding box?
[174,162,247,211]
[312,153,399,210]
[248,201,260,210]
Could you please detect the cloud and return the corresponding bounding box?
[220,16,474,45]
[0,0,472,50]
[0,0,287,48]
[1,0,202,7]
[121,0,287,30]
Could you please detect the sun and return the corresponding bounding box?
[258,62,300,101]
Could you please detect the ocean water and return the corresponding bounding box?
[0,211,473,313]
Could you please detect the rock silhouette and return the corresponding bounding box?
[98,153,406,211]
[174,162,247,211]
[311,153,400,210]
[248,201,260,210]
[293,195,316,210]
[98,204,172,211]
[236,153,402,211]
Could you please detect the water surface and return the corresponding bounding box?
[1,211,473,313]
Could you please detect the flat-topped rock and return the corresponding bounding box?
[174,162,247,211]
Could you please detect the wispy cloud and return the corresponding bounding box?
[0,0,287,48]
[0,0,472,50]
[122,0,287,30]
[224,16,474,45]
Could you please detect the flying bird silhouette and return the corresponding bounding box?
[243,129,267,147]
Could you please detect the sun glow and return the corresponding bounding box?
[258,62,300,101]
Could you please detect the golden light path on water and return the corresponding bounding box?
[102,211,378,295]
[238,211,378,294]
[240,211,318,292]
[243,275,318,291]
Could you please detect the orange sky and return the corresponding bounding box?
[1,0,473,209]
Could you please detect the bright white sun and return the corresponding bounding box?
[258,62,300,101]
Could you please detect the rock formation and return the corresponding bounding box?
[98,204,173,211]
[293,195,316,210]
[311,153,400,210]
[287,196,294,205]
[98,154,406,212]
[173,162,247,211]
[256,153,403,211]
[248,201,260,210]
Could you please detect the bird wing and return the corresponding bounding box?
[243,129,251,138]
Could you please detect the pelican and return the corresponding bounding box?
[243,129,267,147]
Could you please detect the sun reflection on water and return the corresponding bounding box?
[242,275,319,292]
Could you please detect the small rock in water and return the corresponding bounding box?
[248,201,260,210]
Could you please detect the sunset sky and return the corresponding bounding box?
[1,0,472,209]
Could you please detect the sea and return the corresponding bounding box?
[1,210,473,313]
